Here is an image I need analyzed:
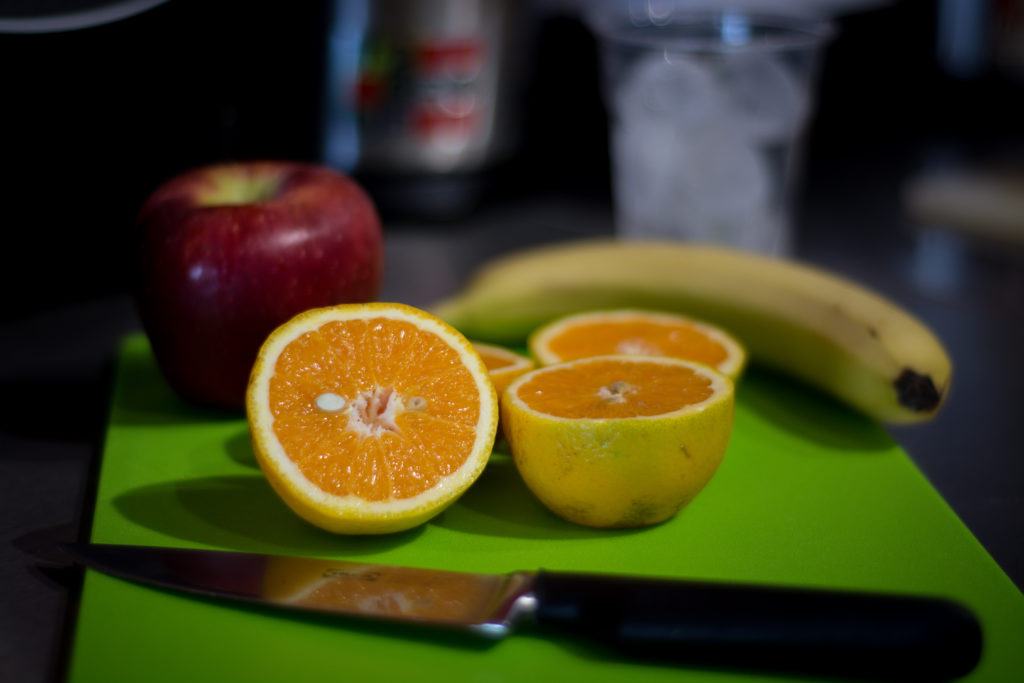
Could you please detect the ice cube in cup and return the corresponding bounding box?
[715,53,810,143]
[615,52,719,127]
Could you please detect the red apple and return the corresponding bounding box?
[135,160,384,409]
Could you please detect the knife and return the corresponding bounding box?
[62,543,981,680]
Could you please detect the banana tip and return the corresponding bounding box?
[894,369,943,414]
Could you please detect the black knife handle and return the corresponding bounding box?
[532,571,982,680]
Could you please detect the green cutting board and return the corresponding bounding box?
[67,334,1023,682]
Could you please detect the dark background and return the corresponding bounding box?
[4,0,1021,319]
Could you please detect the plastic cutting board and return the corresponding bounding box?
[66,334,1024,682]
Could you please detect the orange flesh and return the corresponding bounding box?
[516,359,714,419]
[476,348,517,372]
[268,318,481,501]
[546,319,728,367]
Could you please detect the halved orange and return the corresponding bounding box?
[528,309,746,380]
[501,355,734,528]
[246,302,498,534]
[471,342,536,398]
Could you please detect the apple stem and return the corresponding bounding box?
[198,169,282,206]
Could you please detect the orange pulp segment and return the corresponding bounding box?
[471,341,536,397]
[514,356,715,419]
[529,309,746,380]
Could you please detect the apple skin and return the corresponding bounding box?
[135,161,384,409]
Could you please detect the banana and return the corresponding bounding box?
[431,239,952,425]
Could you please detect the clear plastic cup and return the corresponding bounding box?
[587,5,834,254]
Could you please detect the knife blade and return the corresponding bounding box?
[62,543,981,680]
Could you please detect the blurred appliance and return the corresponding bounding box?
[322,0,526,219]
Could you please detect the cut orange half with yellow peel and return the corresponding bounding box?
[470,342,536,397]
[528,309,746,380]
[501,355,734,528]
[246,302,498,535]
